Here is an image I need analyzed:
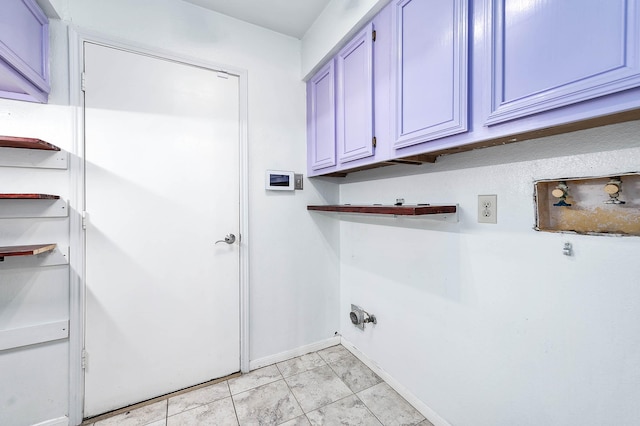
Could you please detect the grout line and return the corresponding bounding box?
[281,360,329,380]
[229,381,242,426]
[83,372,241,424]
[281,369,305,419]
[354,393,385,426]
[229,371,284,396]
[165,381,236,421]
[89,343,416,426]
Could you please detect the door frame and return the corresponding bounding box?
[67,27,250,425]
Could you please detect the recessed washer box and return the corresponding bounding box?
[535,173,640,236]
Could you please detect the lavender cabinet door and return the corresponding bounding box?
[392,0,468,149]
[486,0,640,125]
[336,24,374,164]
[308,61,337,171]
[0,0,50,103]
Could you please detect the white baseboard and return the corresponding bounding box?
[32,416,69,426]
[249,336,341,370]
[340,338,451,426]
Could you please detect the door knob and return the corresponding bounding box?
[215,234,236,245]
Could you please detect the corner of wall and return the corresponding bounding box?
[300,0,390,80]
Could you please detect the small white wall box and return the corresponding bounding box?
[265,170,295,191]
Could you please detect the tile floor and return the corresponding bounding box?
[88,344,433,426]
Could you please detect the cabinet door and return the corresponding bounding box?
[392,0,468,149]
[336,24,374,164]
[308,61,337,171]
[0,0,50,103]
[486,0,640,125]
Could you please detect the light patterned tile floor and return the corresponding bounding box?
[88,345,433,426]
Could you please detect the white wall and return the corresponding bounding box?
[301,0,389,79]
[2,0,340,423]
[338,120,640,426]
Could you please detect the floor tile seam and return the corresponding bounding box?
[230,373,284,396]
[351,392,386,426]
[306,392,379,423]
[87,374,239,424]
[164,394,169,424]
[348,376,384,395]
[281,362,355,414]
[229,389,242,426]
[280,360,330,381]
[324,358,368,394]
[274,360,287,377]
[166,394,235,420]
[144,400,168,426]
[317,350,346,364]
[165,380,233,418]
[274,352,325,371]
[324,358,344,387]
[280,373,307,421]
[356,388,425,426]
[285,359,360,416]
[296,386,356,415]
[278,359,329,379]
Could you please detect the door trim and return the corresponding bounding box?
[68,27,250,425]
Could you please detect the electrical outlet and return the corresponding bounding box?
[478,195,497,224]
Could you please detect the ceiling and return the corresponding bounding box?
[181,0,332,39]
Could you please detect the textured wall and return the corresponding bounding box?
[338,120,640,426]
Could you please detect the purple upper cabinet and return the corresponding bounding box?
[486,0,640,125]
[0,0,50,103]
[308,61,337,171]
[336,23,375,164]
[391,0,468,149]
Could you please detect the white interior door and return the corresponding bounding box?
[83,42,240,417]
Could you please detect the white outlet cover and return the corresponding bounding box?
[478,194,497,224]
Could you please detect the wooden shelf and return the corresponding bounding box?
[0,136,60,151]
[0,194,60,200]
[0,244,57,261]
[307,204,457,215]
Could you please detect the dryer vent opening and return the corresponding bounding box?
[350,304,377,330]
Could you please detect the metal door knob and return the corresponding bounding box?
[215,234,236,244]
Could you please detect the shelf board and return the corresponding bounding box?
[0,136,61,151]
[307,204,457,215]
[0,193,60,200]
[0,244,57,261]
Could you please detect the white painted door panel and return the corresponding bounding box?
[83,42,240,417]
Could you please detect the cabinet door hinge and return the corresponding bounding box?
[81,72,86,92]
[372,30,377,42]
[372,136,377,148]
[82,211,87,230]
[81,349,88,370]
